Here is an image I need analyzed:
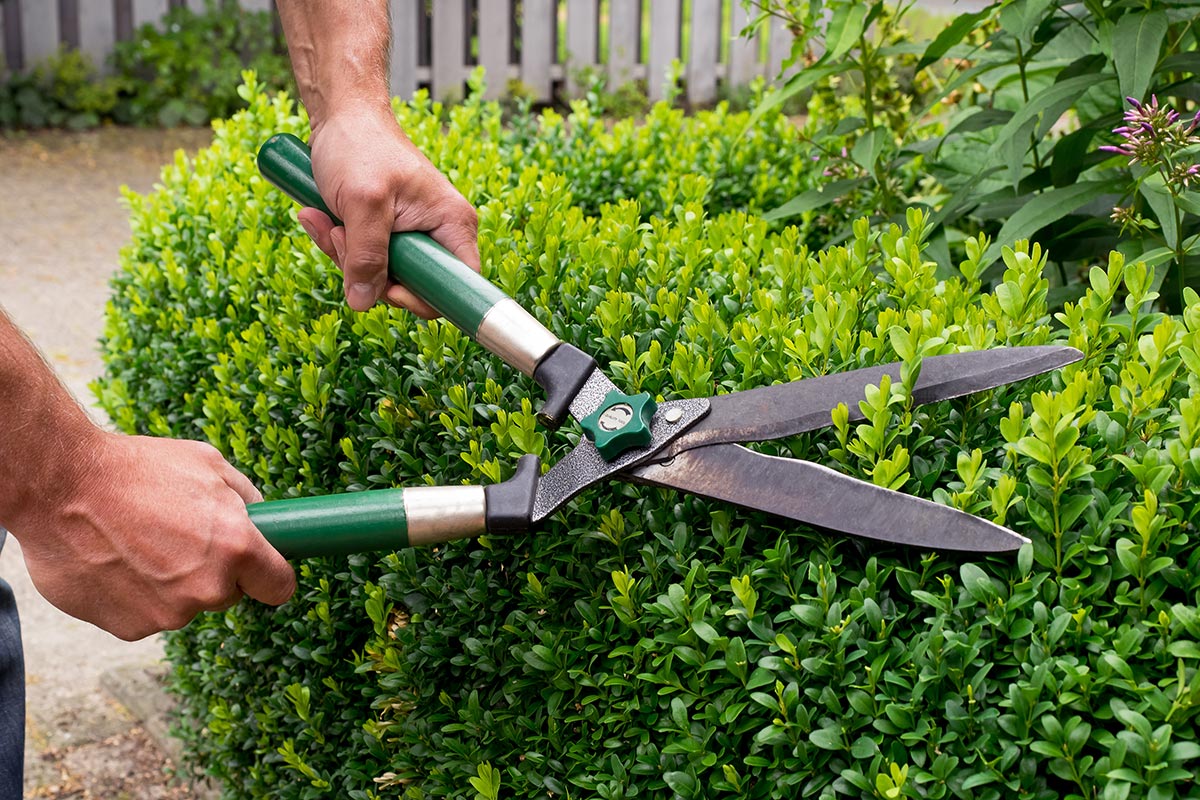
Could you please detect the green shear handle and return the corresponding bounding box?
[257,132,565,378]
[250,135,576,559]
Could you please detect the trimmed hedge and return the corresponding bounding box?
[98,80,1200,800]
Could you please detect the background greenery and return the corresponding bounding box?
[747,0,1200,310]
[96,72,1200,799]
[0,0,291,129]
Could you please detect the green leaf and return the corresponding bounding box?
[810,726,845,750]
[1140,177,1180,249]
[1112,12,1169,103]
[960,562,996,604]
[747,63,843,129]
[917,7,994,70]
[982,181,1118,264]
[763,178,867,222]
[987,75,1114,164]
[826,3,869,62]
[663,770,699,797]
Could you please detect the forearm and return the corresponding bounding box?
[276,0,393,130]
[0,308,101,536]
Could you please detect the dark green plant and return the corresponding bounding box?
[99,79,1200,799]
[1,1,290,130]
[110,0,292,126]
[0,47,125,129]
[747,0,1200,310]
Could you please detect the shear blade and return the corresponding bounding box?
[662,345,1082,458]
[626,443,1028,552]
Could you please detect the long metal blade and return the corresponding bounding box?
[626,444,1028,552]
[661,345,1081,458]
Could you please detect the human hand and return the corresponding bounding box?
[298,105,480,316]
[10,432,295,641]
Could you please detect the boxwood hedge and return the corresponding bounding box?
[97,79,1200,800]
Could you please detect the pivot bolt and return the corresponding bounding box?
[580,390,658,461]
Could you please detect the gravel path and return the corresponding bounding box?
[0,127,216,799]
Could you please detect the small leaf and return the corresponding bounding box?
[1113,12,1169,103]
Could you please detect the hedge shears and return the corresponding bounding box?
[247,133,1081,559]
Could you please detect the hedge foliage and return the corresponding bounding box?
[99,80,1200,800]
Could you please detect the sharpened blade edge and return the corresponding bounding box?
[626,444,1029,553]
[663,345,1082,457]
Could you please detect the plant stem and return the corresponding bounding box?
[1014,40,1042,171]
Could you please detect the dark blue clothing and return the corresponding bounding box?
[0,530,25,798]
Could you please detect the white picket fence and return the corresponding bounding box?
[1,0,795,105]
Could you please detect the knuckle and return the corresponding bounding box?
[347,180,392,210]
[349,248,389,273]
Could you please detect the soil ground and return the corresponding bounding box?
[0,126,217,799]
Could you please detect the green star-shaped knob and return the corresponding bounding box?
[580,390,658,461]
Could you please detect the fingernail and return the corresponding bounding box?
[347,282,377,310]
[299,218,317,241]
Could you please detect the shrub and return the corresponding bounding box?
[99,81,1200,800]
[110,0,292,127]
[0,0,290,129]
[0,47,124,129]
[750,0,1200,310]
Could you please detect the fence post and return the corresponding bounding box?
[131,0,168,30]
[430,0,465,101]
[608,0,639,89]
[565,0,598,97]
[478,0,512,99]
[768,13,792,80]
[727,0,759,90]
[687,0,720,105]
[18,0,58,66]
[520,0,554,103]
[647,0,681,102]
[78,1,116,74]
[1,0,19,72]
[390,0,419,99]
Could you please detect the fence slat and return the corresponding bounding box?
[78,0,116,73]
[430,0,465,100]
[0,1,13,72]
[647,0,680,102]
[240,0,273,11]
[565,0,597,95]
[18,0,58,66]
[390,0,419,98]
[687,0,719,105]
[60,0,80,50]
[767,13,792,79]
[520,0,553,102]
[608,0,639,88]
[727,0,758,87]
[131,0,168,30]
[478,0,511,99]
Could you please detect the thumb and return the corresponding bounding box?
[340,197,394,311]
[236,529,298,607]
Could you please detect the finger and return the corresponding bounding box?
[383,284,440,319]
[297,208,339,264]
[429,219,481,274]
[235,529,298,607]
[340,192,395,311]
[219,463,263,506]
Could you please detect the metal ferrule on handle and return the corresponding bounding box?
[256,133,560,376]
[247,486,486,560]
[248,456,542,560]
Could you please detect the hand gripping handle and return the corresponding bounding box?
[257,132,562,377]
[248,455,541,560]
